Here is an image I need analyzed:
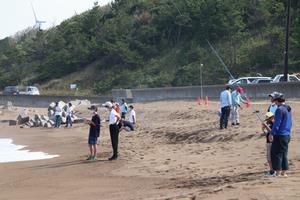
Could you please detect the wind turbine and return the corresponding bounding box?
[31,3,46,30]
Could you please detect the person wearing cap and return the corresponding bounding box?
[122,105,136,131]
[262,112,275,176]
[104,101,121,160]
[219,86,232,129]
[86,105,101,161]
[230,87,245,126]
[268,92,278,114]
[269,93,292,177]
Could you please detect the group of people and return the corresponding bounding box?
[86,99,136,161]
[54,102,74,128]
[219,86,293,176]
[262,92,292,177]
[219,86,245,129]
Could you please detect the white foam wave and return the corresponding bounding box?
[0,138,59,163]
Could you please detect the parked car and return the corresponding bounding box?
[3,86,20,95]
[272,74,300,83]
[19,86,40,95]
[251,77,273,84]
[2,86,40,95]
[228,77,271,85]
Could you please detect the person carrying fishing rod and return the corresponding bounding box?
[220,85,232,129]
[231,86,246,126]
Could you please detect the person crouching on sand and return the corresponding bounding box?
[262,112,275,176]
[86,105,101,161]
[122,105,136,131]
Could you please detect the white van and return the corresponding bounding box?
[19,86,40,95]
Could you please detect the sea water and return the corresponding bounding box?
[0,138,59,163]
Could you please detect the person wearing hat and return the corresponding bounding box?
[103,101,121,160]
[269,93,292,177]
[262,112,275,176]
[219,86,232,129]
[267,92,279,114]
[230,87,245,126]
[86,105,101,161]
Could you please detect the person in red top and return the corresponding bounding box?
[115,103,121,114]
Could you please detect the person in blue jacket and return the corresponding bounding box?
[268,93,292,177]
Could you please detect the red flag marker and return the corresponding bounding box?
[205,96,209,106]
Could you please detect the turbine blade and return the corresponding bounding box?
[31,3,38,22]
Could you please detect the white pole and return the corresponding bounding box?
[200,63,203,99]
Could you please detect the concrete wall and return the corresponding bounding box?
[112,82,300,102]
[0,95,112,108]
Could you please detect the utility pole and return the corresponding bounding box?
[284,0,291,82]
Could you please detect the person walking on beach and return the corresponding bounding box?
[120,99,128,119]
[103,102,121,160]
[231,87,245,126]
[220,86,232,129]
[86,105,101,161]
[54,102,62,128]
[262,112,275,176]
[269,93,292,177]
[122,105,136,131]
[65,103,73,128]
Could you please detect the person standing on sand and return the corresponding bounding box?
[269,93,292,177]
[220,86,232,129]
[262,112,275,176]
[103,101,121,160]
[54,102,62,128]
[65,103,73,128]
[268,92,278,114]
[86,105,101,161]
[120,99,128,119]
[231,87,245,126]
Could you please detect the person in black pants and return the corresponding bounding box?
[103,101,121,160]
[269,93,292,177]
[219,86,232,129]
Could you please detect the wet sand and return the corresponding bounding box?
[0,100,299,200]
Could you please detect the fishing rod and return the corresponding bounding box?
[206,39,266,124]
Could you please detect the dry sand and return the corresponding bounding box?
[0,100,299,200]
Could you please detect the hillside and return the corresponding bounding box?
[0,0,300,95]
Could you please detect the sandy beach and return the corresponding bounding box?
[0,100,300,200]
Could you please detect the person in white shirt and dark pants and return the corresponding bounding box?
[104,101,121,160]
[220,86,232,129]
[54,102,62,128]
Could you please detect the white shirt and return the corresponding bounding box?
[55,106,62,116]
[129,110,136,124]
[220,90,232,108]
[66,106,73,116]
[109,109,118,125]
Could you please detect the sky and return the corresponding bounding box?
[0,0,112,39]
